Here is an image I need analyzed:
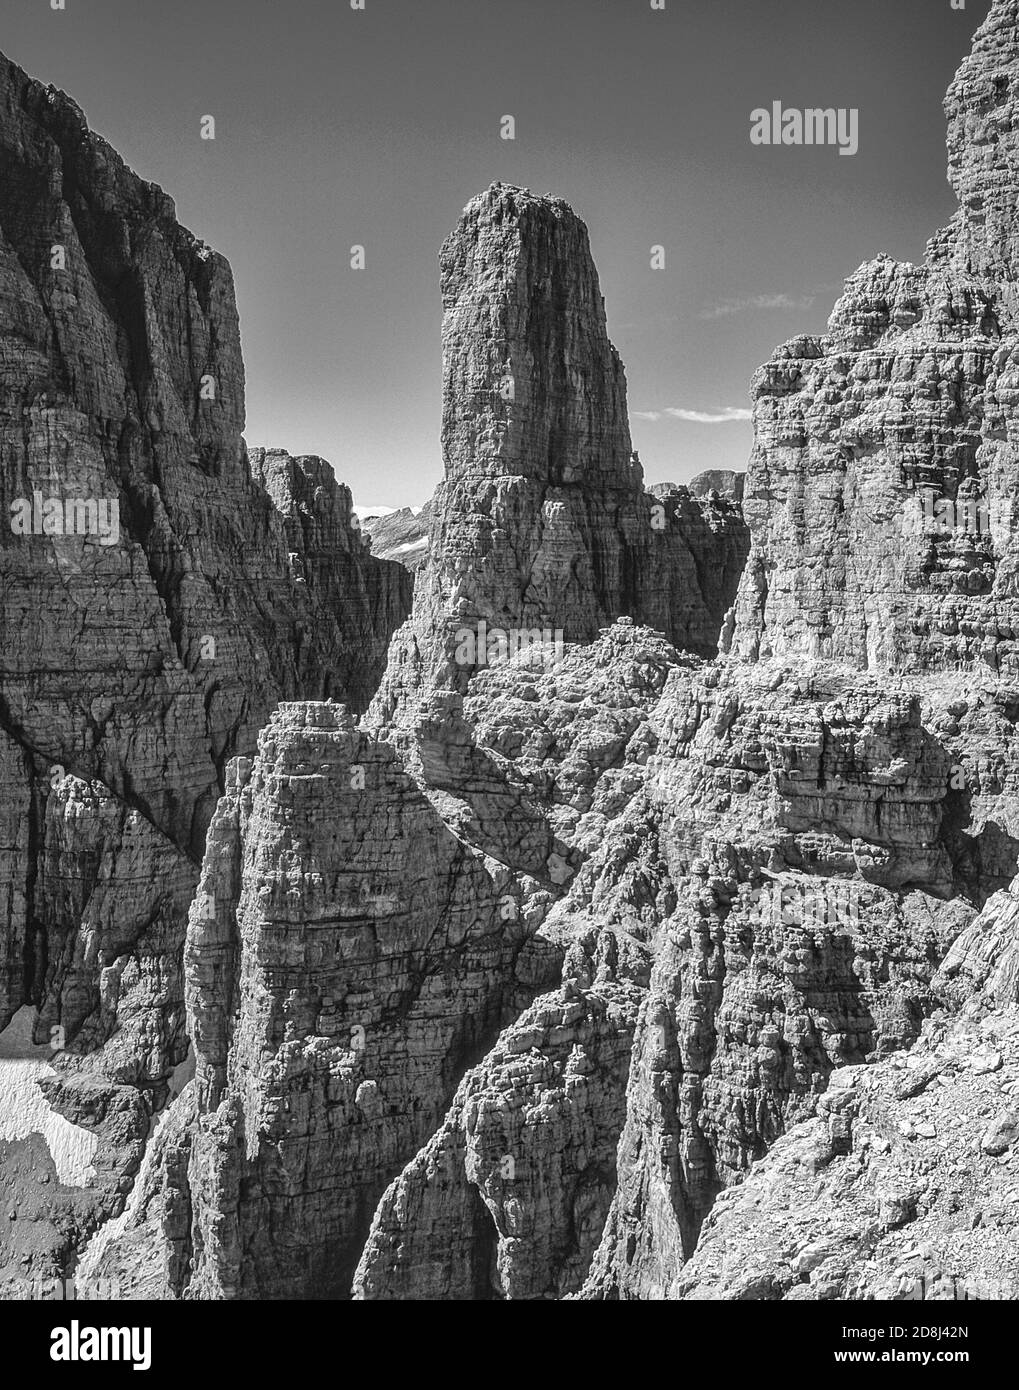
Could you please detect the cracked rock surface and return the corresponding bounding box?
[14,1,1019,1305]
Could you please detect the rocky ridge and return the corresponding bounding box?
[673,892,1019,1301]
[13,1,1019,1305]
[355,1,1019,1301]
[72,175,752,1297]
[0,48,410,1289]
[362,502,432,571]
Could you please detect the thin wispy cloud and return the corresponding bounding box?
[633,407,753,424]
[699,293,815,320]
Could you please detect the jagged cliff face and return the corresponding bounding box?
[16,2,1019,1308]
[0,49,410,1289]
[69,179,745,1295]
[730,4,1019,676]
[81,628,689,1298]
[79,0,1019,1302]
[422,185,644,649]
[729,266,1004,672]
[943,0,1019,291]
[673,891,1019,1302]
[355,1,1019,1301]
[247,448,411,713]
[570,0,1019,1300]
[381,182,747,702]
[176,703,542,1298]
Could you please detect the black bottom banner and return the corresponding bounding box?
[0,1296,1002,1378]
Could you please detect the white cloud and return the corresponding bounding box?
[699,293,815,320]
[634,407,752,424]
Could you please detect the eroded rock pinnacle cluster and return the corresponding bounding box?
[5,0,1019,1303]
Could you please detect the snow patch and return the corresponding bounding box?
[0,1007,98,1187]
[168,1047,194,1100]
[353,504,396,521]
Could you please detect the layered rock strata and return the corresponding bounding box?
[357,1,1019,1300]
[672,885,1019,1301]
[373,182,748,714]
[363,502,432,571]
[0,49,410,1290]
[729,4,1019,676]
[0,46,409,1058]
[82,701,557,1297]
[18,0,1019,1305]
[79,616,695,1298]
[573,0,1019,1297]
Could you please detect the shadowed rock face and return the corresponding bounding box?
[0,48,410,1288]
[20,3,1019,1307]
[71,170,750,1289]
[352,929,650,1302]
[0,48,409,1031]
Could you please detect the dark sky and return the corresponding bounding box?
[3,0,995,507]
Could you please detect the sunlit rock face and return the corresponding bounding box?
[941,0,1019,292]
[71,168,740,1294]
[84,701,558,1298]
[573,0,1019,1299]
[372,180,748,720]
[729,2,1019,679]
[21,2,1019,1306]
[425,183,647,649]
[0,47,410,1289]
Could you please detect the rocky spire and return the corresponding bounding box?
[371,182,747,719]
[65,6,1019,1304]
[417,182,649,654]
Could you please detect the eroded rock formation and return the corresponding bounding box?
[373,182,748,712]
[0,48,410,1290]
[12,0,1019,1307]
[673,895,1019,1301]
[68,172,753,1296]
[354,0,1019,1301]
